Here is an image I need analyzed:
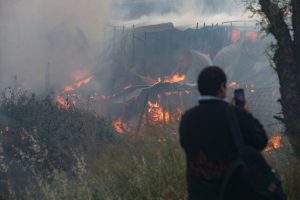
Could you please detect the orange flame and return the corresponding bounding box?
[245,31,257,43]
[75,76,93,88]
[112,117,131,134]
[264,136,282,152]
[147,100,170,123]
[64,85,75,92]
[73,69,92,81]
[112,118,123,134]
[228,81,240,89]
[231,30,240,43]
[164,73,186,83]
[270,136,282,149]
[56,96,71,109]
[152,73,186,85]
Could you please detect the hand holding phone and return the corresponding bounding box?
[234,89,246,108]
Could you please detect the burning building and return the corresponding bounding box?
[52,21,282,143]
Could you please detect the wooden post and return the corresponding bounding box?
[113,26,116,53]
[144,32,147,68]
[195,22,199,49]
[132,24,135,69]
[45,62,50,92]
[136,93,149,135]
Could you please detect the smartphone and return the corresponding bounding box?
[234,89,245,107]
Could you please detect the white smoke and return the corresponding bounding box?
[0,0,254,92]
[0,0,111,91]
[113,0,253,27]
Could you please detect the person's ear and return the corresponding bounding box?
[220,83,226,92]
[218,83,227,98]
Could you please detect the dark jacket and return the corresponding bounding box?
[179,99,268,200]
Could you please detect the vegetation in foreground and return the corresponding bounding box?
[0,88,114,199]
[0,90,298,199]
[41,128,300,200]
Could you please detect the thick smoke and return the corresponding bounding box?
[0,0,252,92]
[113,0,252,27]
[0,0,111,92]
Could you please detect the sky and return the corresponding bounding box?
[113,0,251,27]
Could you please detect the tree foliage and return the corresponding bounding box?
[244,0,300,159]
[0,88,115,199]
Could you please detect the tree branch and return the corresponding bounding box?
[259,0,293,51]
[292,0,300,59]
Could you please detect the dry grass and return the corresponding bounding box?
[0,90,298,199]
[88,126,187,200]
[42,127,300,200]
[265,150,300,200]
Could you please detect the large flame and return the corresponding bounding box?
[164,73,186,83]
[152,72,186,85]
[56,67,94,108]
[147,97,170,123]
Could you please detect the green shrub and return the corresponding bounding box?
[0,88,299,200]
[14,126,300,200]
[0,88,115,199]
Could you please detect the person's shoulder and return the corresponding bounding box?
[180,105,201,121]
[182,106,198,117]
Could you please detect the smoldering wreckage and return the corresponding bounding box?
[0,21,284,198]
[48,21,283,152]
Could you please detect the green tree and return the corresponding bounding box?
[245,0,300,159]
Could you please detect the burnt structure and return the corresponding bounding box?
[95,22,281,133]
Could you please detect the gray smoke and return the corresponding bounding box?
[0,0,251,92]
[0,0,111,92]
[113,0,250,27]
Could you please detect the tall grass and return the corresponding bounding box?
[87,126,187,200]
[266,150,300,200]
[0,90,299,199]
[34,126,186,200]
[42,128,300,200]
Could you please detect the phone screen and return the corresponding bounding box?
[234,89,245,107]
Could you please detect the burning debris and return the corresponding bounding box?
[46,22,284,154]
[147,95,171,124]
[55,67,95,109]
[55,96,71,109]
[265,136,283,153]
[112,117,132,134]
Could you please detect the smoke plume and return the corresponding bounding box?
[113,0,251,27]
[0,0,252,92]
[0,0,111,91]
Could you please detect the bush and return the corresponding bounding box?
[0,88,299,199]
[0,88,115,199]
[38,126,186,200]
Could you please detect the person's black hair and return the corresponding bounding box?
[197,66,227,96]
